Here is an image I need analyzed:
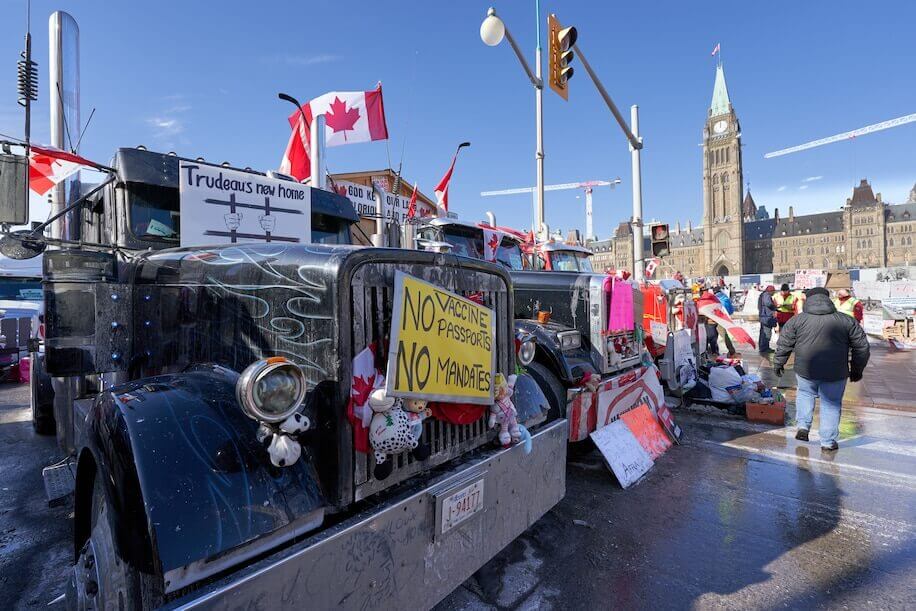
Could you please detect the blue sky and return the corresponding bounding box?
[2,0,914,237]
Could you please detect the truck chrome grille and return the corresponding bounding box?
[348,262,510,501]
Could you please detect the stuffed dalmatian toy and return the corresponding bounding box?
[257,411,311,468]
[368,388,424,480]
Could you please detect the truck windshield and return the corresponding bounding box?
[0,278,42,301]
[128,183,180,241]
[439,226,525,270]
[312,213,352,244]
[551,250,594,272]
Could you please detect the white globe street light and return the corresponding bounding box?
[480,8,505,46]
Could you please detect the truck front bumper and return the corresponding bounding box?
[169,419,568,610]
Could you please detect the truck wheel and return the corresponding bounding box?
[30,354,56,436]
[527,361,567,421]
[71,477,160,609]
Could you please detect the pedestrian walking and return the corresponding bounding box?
[758,285,777,354]
[773,287,870,452]
[773,283,797,330]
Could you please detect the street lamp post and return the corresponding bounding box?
[480,5,545,236]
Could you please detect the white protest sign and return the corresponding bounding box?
[179,162,310,247]
[794,269,827,290]
[590,420,654,489]
[330,179,426,225]
[649,321,668,346]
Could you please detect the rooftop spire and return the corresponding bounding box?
[710,63,731,117]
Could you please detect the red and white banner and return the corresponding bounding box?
[28,145,96,196]
[482,228,500,262]
[434,144,468,214]
[567,365,666,442]
[280,84,389,181]
[406,183,418,219]
[697,291,756,349]
[644,257,660,278]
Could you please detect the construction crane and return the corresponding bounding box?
[481,178,621,240]
[764,113,916,158]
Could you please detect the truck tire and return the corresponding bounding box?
[70,477,161,610]
[526,361,567,421]
[30,354,56,436]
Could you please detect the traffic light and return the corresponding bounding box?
[548,14,577,101]
[651,223,670,257]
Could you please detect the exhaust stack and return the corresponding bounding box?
[48,11,81,241]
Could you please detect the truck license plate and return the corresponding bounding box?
[440,479,484,534]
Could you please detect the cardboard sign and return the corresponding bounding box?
[590,420,654,489]
[179,161,310,247]
[656,405,683,444]
[386,272,495,404]
[620,404,672,460]
[649,321,668,346]
[595,364,665,427]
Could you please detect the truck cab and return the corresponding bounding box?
[1,147,566,609]
[531,242,595,273]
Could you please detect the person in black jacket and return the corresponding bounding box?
[773,287,870,451]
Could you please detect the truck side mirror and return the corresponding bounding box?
[0,153,29,226]
[0,230,46,259]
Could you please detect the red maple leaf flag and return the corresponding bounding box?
[482,228,500,262]
[433,143,469,215]
[406,183,418,219]
[280,84,389,181]
[28,145,98,195]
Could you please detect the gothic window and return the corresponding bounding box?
[726,148,730,163]
[723,173,729,184]
[890,238,894,246]
[713,174,719,184]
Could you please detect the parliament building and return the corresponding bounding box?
[589,63,916,278]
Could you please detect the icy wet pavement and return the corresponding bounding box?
[441,344,916,610]
[0,342,913,610]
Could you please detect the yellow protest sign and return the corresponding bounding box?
[386,271,495,404]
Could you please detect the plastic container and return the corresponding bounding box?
[746,400,785,424]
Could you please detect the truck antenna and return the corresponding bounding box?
[73,107,96,152]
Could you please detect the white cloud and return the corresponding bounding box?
[146,116,184,137]
[777,185,787,192]
[799,185,809,190]
[802,176,823,183]
[264,53,342,66]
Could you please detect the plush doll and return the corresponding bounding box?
[402,398,432,460]
[489,373,521,448]
[258,411,312,468]
[368,388,422,480]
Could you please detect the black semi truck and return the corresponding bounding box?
[0,147,567,609]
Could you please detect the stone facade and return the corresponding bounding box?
[588,63,916,277]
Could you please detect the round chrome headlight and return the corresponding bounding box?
[518,340,536,366]
[236,357,308,423]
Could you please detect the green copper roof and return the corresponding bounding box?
[710,64,731,117]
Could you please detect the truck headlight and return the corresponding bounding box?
[518,340,536,365]
[557,330,581,351]
[237,357,308,423]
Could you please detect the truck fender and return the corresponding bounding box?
[77,365,327,593]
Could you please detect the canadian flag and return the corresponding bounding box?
[347,344,383,454]
[711,42,720,57]
[433,143,470,215]
[28,145,97,196]
[697,291,756,349]
[482,228,500,262]
[644,257,660,278]
[406,183,418,219]
[280,84,389,181]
